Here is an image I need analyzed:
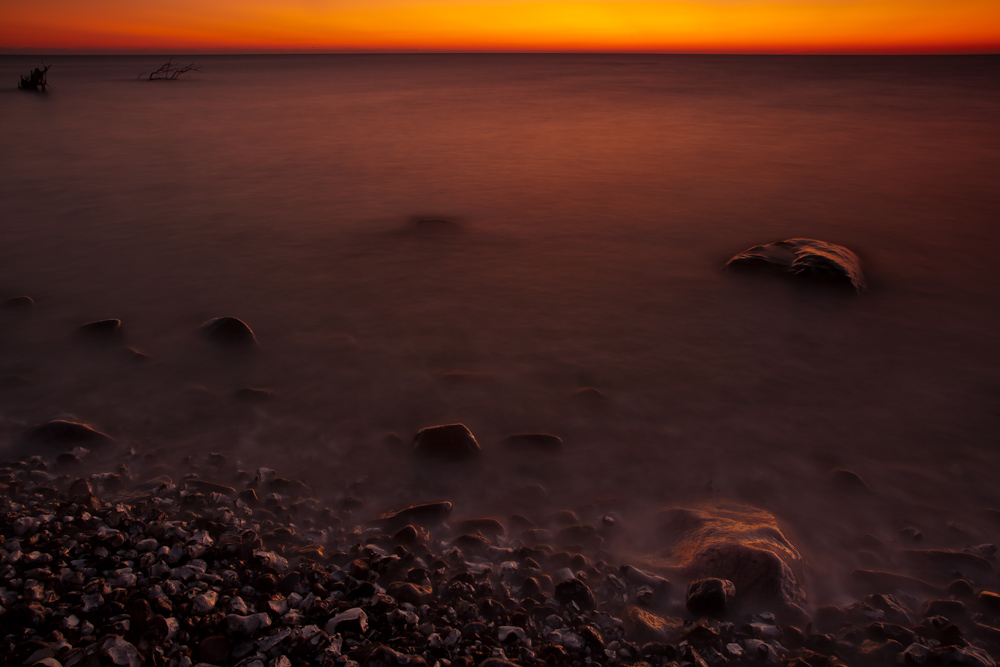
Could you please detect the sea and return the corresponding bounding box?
[1,54,999,603]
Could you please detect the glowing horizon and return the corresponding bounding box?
[3,0,998,54]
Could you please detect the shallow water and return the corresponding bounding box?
[1,54,999,603]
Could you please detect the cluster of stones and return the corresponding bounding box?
[3,438,1000,667]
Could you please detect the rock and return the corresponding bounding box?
[623,606,685,644]
[573,387,607,401]
[199,635,230,664]
[902,549,994,577]
[325,608,367,635]
[554,577,596,610]
[726,238,866,292]
[99,636,142,667]
[686,578,736,617]
[849,569,938,596]
[413,423,481,459]
[455,517,505,538]
[235,387,275,402]
[652,504,807,619]
[186,479,237,497]
[386,582,432,606]
[199,316,258,349]
[3,295,34,310]
[77,318,122,340]
[23,420,114,449]
[225,613,272,635]
[830,469,871,493]
[501,433,564,453]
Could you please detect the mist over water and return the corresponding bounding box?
[1,54,999,605]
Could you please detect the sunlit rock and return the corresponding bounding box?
[413,423,481,459]
[727,238,866,292]
[651,503,808,620]
[199,316,258,349]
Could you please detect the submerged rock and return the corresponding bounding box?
[501,433,564,453]
[727,238,866,292]
[77,318,122,340]
[23,419,114,449]
[199,316,258,349]
[413,423,481,459]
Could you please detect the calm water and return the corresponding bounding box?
[2,54,999,600]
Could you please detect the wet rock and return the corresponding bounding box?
[623,606,684,644]
[325,608,367,635]
[554,577,596,610]
[199,316,259,349]
[235,387,275,402]
[387,582,432,605]
[923,599,966,618]
[903,549,994,577]
[726,238,867,292]
[455,517,505,538]
[23,420,114,449]
[377,502,453,529]
[501,433,564,453]
[413,423,481,459]
[78,318,122,340]
[199,635,230,663]
[686,578,736,617]
[850,569,938,596]
[830,468,871,493]
[3,295,34,310]
[99,636,142,667]
[654,504,807,619]
[226,613,272,635]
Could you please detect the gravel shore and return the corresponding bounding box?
[3,438,1000,667]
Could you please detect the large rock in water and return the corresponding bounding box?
[199,317,258,349]
[413,423,481,459]
[650,504,808,620]
[727,238,866,292]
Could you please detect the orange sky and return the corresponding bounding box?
[3,0,999,53]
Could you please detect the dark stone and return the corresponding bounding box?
[501,433,564,453]
[199,316,258,349]
[413,423,481,459]
[623,606,684,644]
[185,479,237,497]
[386,582,432,605]
[923,599,966,619]
[830,468,871,493]
[979,591,1000,612]
[455,517,505,538]
[23,420,114,449]
[235,387,275,402]
[200,635,230,664]
[3,296,34,310]
[77,318,122,340]
[948,579,976,599]
[554,577,596,610]
[686,578,736,617]
[573,386,607,401]
[903,549,994,576]
[726,238,867,292]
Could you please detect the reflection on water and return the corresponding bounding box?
[1,54,999,602]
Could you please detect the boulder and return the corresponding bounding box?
[727,238,866,292]
[413,423,481,459]
[651,504,808,620]
[199,316,258,349]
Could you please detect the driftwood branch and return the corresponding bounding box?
[139,59,203,81]
[18,63,50,91]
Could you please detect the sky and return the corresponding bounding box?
[3,0,999,54]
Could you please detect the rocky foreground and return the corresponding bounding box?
[3,435,1000,667]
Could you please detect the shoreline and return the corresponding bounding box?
[3,441,1000,667]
